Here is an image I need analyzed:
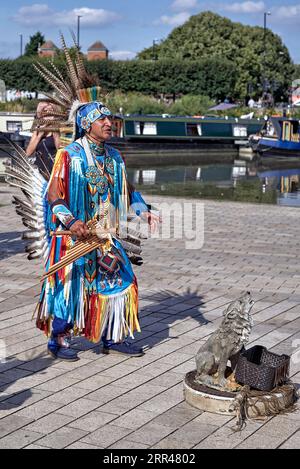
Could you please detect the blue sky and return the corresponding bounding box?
[0,1,299,62]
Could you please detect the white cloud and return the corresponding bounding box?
[13,3,51,25]
[274,4,300,19]
[172,0,198,11]
[13,4,121,27]
[224,1,265,13]
[155,12,191,26]
[110,51,136,60]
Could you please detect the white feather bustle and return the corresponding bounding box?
[68,100,89,138]
[68,100,84,123]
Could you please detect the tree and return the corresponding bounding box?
[138,11,294,100]
[293,64,300,80]
[24,32,45,57]
[0,57,236,100]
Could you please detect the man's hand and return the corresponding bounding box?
[141,212,161,234]
[69,220,90,239]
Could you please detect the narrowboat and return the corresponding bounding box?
[250,117,300,157]
[121,115,263,144]
[110,115,264,162]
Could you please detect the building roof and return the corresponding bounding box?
[88,41,108,52]
[40,41,57,50]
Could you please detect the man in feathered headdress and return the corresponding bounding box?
[37,98,160,361]
[7,37,160,361]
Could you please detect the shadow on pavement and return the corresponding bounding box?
[0,231,25,260]
[134,287,208,351]
[0,354,53,411]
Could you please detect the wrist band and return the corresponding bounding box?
[66,218,77,230]
[130,191,149,216]
[50,199,69,211]
[51,199,76,229]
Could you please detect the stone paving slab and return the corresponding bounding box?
[0,184,300,449]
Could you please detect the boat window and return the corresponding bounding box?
[266,121,277,137]
[142,170,156,185]
[186,123,202,136]
[233,125,247,137]
[134,122,157,135]
[6,121,22,132]
[291,121,300,142]
[283,122,291,141]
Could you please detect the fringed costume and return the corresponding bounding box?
[5,35,157,360]
[36,140,145,345]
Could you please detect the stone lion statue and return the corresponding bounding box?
[195,292,255,389]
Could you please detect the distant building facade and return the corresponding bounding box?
[37,40,109,61]
[87,41,109,61]
[38,41,57,58]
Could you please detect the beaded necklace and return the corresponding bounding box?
[84,139,115,195]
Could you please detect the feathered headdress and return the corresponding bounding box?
[32,33,105,138]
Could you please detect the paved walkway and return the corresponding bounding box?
[0,183,299,449]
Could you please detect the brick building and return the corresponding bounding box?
[87,41,109,61]
[38,41,57,59]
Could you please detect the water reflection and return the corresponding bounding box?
[127,160,300,207]
[2,138,300,207]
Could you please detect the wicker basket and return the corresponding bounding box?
[235,346,290,392]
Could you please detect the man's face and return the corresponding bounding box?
[89,117,112,142]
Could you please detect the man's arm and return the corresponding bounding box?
[48,156,89,240]
[25,131,44,157]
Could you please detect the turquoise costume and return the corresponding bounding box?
[37,130,148,345]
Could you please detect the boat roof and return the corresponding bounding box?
[125,114,262,123]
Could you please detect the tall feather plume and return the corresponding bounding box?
[36,61,70,96]
[31,34,106,141]
[70,30,98,91]
[70,30,85,85]
[41,91,70,110]
[48,59,67,85]
[60,33,80,93]
[33,63,72,105]
[33,65,69,107]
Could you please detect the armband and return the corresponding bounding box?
[51,199,76,229]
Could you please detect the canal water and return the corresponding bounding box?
[2,141,300,207]
[127,158,300,207]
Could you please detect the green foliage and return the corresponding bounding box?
[0,57,52,92]
[293,64,300,80]
[106,91,166,114]
[24,32,45,57]
[0,98,39,112]
[168,95,213,115]
[233,180,277,204]
[291,109,300,119]
[135,180,277,204]
[212,106,259,118]
[88,58,236,99]
[0,91,214,116]
[138,11,294,99]
[55,46,79,61]
[0,57,236,100]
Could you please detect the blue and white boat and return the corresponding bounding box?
[251,117,300,157]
